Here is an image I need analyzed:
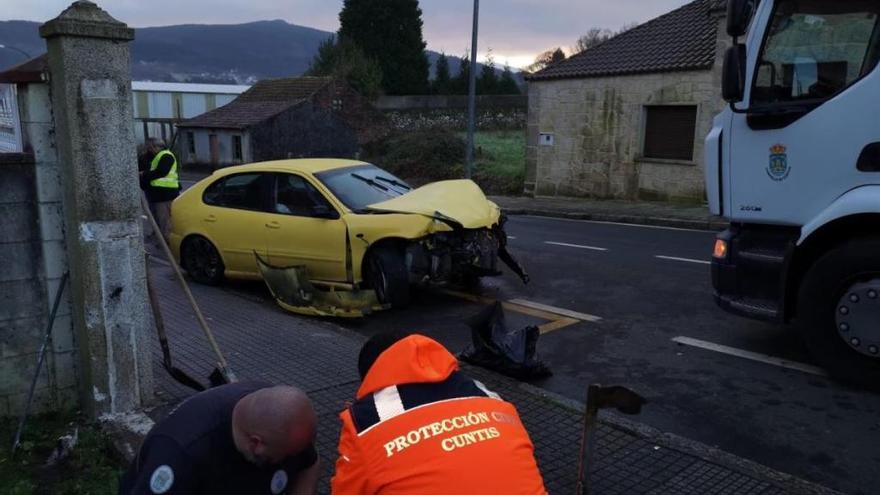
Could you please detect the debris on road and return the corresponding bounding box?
[460,302,551,379]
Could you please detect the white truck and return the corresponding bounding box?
[706,0,880,388]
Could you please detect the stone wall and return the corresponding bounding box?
[378,94,526,132]
[525,13,729,201]
[0,85,78,417]
[526,71,723,201]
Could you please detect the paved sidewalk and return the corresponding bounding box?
[144,259,834,495]
[490,195,727,231]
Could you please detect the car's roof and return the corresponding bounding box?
[212,159,369,176]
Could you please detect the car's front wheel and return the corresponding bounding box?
[365,245,411,308]
[181,236,225,286]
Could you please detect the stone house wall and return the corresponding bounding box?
[525,13,729,202]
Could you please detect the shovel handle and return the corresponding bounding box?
[140,193,233,375]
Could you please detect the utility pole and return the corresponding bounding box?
[465,0,479,179]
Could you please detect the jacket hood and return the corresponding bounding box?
[357,335,459,399]
[367,180,501,229]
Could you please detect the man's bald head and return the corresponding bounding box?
[232,385,316,466]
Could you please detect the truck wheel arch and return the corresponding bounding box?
[786,208,880,321]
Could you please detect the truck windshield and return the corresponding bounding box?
[752,0,880,106]
[315,164,411,212]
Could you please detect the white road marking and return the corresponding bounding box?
[544,241,608,252]
[672,336,828,377]
[521,215,715,233]
[508,299,602,322]
[507,235,517,240]
[655,255,711,265]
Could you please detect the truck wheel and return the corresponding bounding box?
[365,245,411,308]
[797,237,880,389]
[181,236,225,286]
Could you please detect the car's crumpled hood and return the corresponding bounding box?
[366,179,500,229]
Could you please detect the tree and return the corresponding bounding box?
[432,53,451,95]
[497,64,521,95]
[573,28,614,54]
[525,47,566,74]
[451,51,471,95]
[572,23,640,54]
[338,0,430,95]
[306,37,383,99]
[477,50,498,94]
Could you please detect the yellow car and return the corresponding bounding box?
[170,159,527,307]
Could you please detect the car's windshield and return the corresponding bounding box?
[315,164,411,212]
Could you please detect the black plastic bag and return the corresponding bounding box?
[460,302,552,380]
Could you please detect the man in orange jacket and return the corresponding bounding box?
[331,331,547,495]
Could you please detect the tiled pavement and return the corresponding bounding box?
[145,259,834,494]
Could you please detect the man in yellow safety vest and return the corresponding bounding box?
[139,137,180,243]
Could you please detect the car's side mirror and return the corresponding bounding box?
[723,44,747,104]
[312,204,340,220]
[727,0,757,37]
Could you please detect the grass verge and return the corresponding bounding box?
[0,411,124,494]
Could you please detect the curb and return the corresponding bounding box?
[500,207,728,231]
[515,382,842,495]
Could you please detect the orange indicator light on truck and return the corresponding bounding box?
[713,239,728,259]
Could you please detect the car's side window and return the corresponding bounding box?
[203,173,266,212]
[272,173,336,218]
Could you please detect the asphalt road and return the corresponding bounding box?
[333,215,880,495]
[210,212,879,494]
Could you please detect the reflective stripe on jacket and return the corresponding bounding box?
[331,335,547,495]
[149,149,179,189]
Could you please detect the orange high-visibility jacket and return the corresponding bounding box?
[331,335,547,495]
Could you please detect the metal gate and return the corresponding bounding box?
[0,83,22,152]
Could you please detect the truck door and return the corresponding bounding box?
[728,0,880,225]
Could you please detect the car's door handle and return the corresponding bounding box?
[265,221,281,229]
[204,215,217,223]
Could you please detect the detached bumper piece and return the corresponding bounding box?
[495,217,529,284]
[256,254,387,318]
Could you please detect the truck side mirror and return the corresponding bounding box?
[727,0,757,37]
[723,44,747,103]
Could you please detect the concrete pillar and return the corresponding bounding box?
[40,0,152,416]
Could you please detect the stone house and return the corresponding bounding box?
[176,77,387,169]
[525,0,728,201]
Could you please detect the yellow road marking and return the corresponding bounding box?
[437,289,598,335]
[537,317,580,334]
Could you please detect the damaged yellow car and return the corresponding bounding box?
[169,159,527,310]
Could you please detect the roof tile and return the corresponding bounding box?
[178,77,331,129]
[528,0,725,81]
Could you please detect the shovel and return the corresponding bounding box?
[141,193,236,385]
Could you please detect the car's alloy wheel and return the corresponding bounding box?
[182,236,224,286]
[366,246,410,308]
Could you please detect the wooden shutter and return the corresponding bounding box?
[643,106,697,161]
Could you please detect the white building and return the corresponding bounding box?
[132,81,250,145]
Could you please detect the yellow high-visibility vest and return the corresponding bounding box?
[149,149,179,189]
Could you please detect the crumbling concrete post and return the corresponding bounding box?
[40,0,153,416]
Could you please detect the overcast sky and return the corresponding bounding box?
[1,0,691,68]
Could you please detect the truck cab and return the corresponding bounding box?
[706,0,880,387]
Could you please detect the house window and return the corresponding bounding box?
[232,135,243,162]
[332,99,343,111]
[187,132,195,154]
[642,105,698,161]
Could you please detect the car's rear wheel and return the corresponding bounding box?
[365,245,410,308]
[182,236,225,286]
